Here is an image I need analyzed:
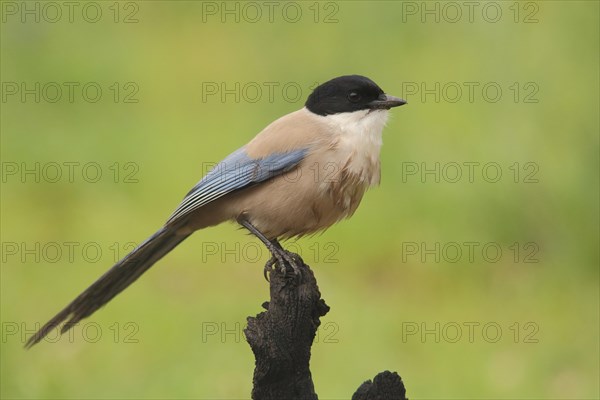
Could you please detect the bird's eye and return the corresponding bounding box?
[347,91,361,103]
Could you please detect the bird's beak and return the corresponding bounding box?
[368,94,407,110]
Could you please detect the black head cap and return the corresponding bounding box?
[305,75,406,116]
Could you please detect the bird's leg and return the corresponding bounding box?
[237,218,300,280]
[270,239,301,277]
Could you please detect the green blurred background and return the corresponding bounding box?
[1,1,598,399]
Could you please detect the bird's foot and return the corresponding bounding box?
[263,257,276,281]
[263,244,301,281]
[236,218,302,281]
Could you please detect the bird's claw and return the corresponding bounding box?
[263,247,301,281]
[263,257,277,281]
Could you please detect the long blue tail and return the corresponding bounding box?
[25,227,190,348]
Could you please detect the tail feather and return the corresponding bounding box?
[25,227,190,348]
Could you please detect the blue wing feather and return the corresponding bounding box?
[167,147,307,223]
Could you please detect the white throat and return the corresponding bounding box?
[316,108,389,185]
[322,108,388,158]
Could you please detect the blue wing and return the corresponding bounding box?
[167,147,307,224]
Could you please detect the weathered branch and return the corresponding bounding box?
[353,371,408,400]
[244,254,408,400]
[245,256,328,399]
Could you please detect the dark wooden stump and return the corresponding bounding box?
[244,255,328,399]
[244,254,408,400]
[353,371,408,400]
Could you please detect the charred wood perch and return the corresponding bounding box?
[244,254,408,400]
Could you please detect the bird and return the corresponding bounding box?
[25,75,406,348]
